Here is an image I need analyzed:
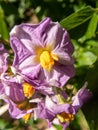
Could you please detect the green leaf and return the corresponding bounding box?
[54,125,62,130]
[77,51,97,66]
[60,6,95,30]
[85,13,98,39]
[0,118,9,130]
[88,47,98,58]
[86,40,98,47]
[76,110,90,130]
[0,7,9,39]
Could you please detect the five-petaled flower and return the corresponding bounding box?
[10,17,75,88]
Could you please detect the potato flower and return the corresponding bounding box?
[1,75,47,122]
[38,83,92,130]
[10,17,75,88]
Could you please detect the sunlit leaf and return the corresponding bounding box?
[60,6,95,30]
[85,13,98,39]
[76,110,90,130]
[0,7,9,39]
[0,118,9,130]
[86,40,98,47]
[89,47,98,57]
[76,51,97,66]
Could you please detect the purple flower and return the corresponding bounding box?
[38,96,75,130]
[10,17,75,88]
[1,74,44,122]
[37,83,92,130]
[72,82,92,112]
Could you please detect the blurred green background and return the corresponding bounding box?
[0,0,98,130]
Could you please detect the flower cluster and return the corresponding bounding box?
[0,18,92,130]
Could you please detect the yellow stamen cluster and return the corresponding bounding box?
[57,112,74,123]
[17,83,35,122]
[34,45,58,71]
[23,82,35,99]
[40,50,58,71]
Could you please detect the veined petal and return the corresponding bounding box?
[43,64,75,87]
[53,30,74,55]
[10,37,32,66]
[0,44,9,74]
[52,50,74,65]
[10,18,52,48]
[18,55,38,70]
[72,82,92,112]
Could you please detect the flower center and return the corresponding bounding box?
[57,112,74,123]
[16,83,36,123]
[40,50,58,71]
[23,82,35,99]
